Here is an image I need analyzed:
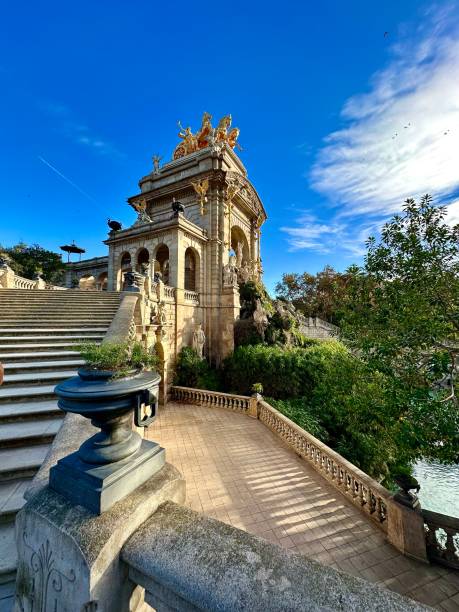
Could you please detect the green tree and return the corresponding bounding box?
[0,242,65,284]
[340,195,459,465]
[275,265,359,325]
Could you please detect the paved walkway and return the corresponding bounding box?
[147,402,459,611]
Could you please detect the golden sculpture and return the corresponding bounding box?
[132,199,147,213]
[172,112,240,160]
[191,179,209,216]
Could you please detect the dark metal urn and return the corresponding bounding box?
[49,368,165,514]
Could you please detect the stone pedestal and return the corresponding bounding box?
[387,498,428,562]
[15,463,185,612]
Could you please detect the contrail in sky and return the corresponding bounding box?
[37,155,99,204]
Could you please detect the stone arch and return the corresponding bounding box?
[154,244,170,285]
[79,274,96,290]
[117,251,132,291]
[136,247,150,273]
[184,247,199,292]
[96,271,108,291]
[231,225,250,267]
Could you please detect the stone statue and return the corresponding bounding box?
[222,256,238,287]
[132,199,152,225]
[152,154,162,173]
[191,178,209,216]
[238,261,251,284]
[192,323,206,359]
[172,113,241,160]
[253,299,269,340]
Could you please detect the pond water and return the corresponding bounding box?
[413,460,459,518]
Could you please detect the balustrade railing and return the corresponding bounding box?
[172,386,251,414]
[183,290,199,304]
[164,285,175,300]
[13,275,37,290]
[171,386,390,532]
[423,509,459,569]
[257,400,389,530]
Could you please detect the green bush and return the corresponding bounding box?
[173,347,221,390]
[222,341,408,482]
[78,341,158,378]
[267,396,327,440]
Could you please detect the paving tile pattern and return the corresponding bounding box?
[147,402,459,611]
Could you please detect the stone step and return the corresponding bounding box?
[0,351,80,363]
[0,444,49,481]
[0,319,114,325]
[0,335,103,345]
[3,360,84,374]
[0,478,31,523]
[0,385,56,404]
[0,399,61,424]
[1,370,77,388]
[0,418,62,449]
[0,329,107,336]
[0,343,88,353]
[0,522,17,586]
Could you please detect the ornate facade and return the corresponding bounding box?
[66,118,267,396]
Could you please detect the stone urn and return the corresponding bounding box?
[50,368,165,514]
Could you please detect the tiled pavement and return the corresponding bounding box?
[147,402,459,611]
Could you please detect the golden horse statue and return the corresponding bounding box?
[172,112,240,159]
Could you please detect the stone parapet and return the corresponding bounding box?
[121,501,429,612]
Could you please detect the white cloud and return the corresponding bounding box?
[39,100,123,157]
[310,8,459,219]
[284,6,459,258]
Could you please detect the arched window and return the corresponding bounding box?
[154,245,170,285]
[184,248,196,291]
[136,248,149,273]
[120,252,132,291]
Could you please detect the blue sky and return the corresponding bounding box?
[1,1,459,292]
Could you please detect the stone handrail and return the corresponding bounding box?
[172,385,252,414]
[183,289,199,304]
[423,509,459,569]
[44,283,67,290]
[164,285,175,300]
[104,293,139,344]
[121,501,427,612]
[257,399,390,531]
[13,274,37,290]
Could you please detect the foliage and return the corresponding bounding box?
[0,242,65,284]
[267,397,327,441]
[339,195,459,466]
[173,347,221,390]
[239,280,273,318]
[275,265,360,325]
[223,342,327,399]
[78,341,158,378]
[251,382,263,394]
[223,339,458,481]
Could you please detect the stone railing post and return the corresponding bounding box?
[0,259,15,288]
[248,392,261,418]
[387,498,428,563]
[34,273,46,290]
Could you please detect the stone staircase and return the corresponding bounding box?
[0,289,122,590]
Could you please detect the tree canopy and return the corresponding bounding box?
[340,195,459,465]
[0,242,65,284]
[275,265,359,325]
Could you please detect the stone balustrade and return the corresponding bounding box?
[171,386,435,564]
[257,399,389,530]
[172,385,251,413]
[423,509,459,569]
[183,289,199,304]
[13,274,37,290]
[164,285,176,300]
